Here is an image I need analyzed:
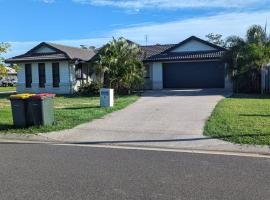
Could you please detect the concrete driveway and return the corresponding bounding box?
[43,89,231,147]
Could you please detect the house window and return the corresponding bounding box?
[25,64,32,88]
[52,63,60,88]
[38,63,46,88]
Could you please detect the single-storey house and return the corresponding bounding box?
[5,36,231,94]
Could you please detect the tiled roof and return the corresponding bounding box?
[6,36,226,63]
[145,50,226,62]
[46,43,96,61]
[139,44,176,60]
[6,42,96,63]
[140,36,226,62]
[5,53,68,63]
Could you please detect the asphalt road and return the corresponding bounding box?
[0,143,269,200]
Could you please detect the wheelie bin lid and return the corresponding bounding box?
[29,93,56,100]
[9,93,36,100]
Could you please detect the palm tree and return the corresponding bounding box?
[95,37,145,94]
[224,25,270,93]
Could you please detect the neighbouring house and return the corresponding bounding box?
[0,66,17,86]
[5,36,231,94]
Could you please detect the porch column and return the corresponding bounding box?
[152,62,163,90]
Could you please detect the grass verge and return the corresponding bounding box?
[204,94,270,145]
[0,94,139,134]
[0,87,16,92]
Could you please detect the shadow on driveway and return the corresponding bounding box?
[142,89,232,98]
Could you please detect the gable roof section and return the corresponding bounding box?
[144,36,226,62]
[6,42,96,63]
[163,36,226,53]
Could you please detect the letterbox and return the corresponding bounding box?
[100,88,114,107]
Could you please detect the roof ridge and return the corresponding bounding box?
[140,44,176,47]
[45,42,93,52]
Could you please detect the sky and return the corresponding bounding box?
[1,0,270,58]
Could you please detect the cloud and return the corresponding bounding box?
[35,0,56,3]
[73,0,266,9]
[3,10,270,58]
[108,11,270,45]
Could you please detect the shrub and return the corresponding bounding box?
[77,81,102,96]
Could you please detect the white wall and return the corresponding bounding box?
[34,46,56,53]
[152,62,163,89]
[16,61,74,94]
[171,40,215,52]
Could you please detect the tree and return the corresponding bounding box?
[95,37,145,94]
[246,25,268,45]
[224,25,270,93]
[0,42,10,78]
[206,33,225,47]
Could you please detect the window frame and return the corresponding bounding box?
[25,64,32,88]
[52,63,60,88]
[38,63,46,88]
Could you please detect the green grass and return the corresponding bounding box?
[204,94,270,145]
[0,94,139,134]
[0,87,16,92]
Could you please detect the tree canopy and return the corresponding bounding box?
[95,37,145,94]
[206,33,225,47]
[223,25,270,93]
[0,42,11,77]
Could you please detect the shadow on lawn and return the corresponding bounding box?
[62,106,100,110]
[231,94,270,99]
[0,94,12,99]
[0,124,21,131]
[220,133,270,137]
[239,114,270,117]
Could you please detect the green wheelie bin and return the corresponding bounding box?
[9,94,36,127]
[27,93,55,126]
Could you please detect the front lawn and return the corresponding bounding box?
[204,94,270,145]
[0,94,139,134]
[0,87,16,92]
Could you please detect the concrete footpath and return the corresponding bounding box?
[0,133,269,156]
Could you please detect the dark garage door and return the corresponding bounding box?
[163,61,225,88]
